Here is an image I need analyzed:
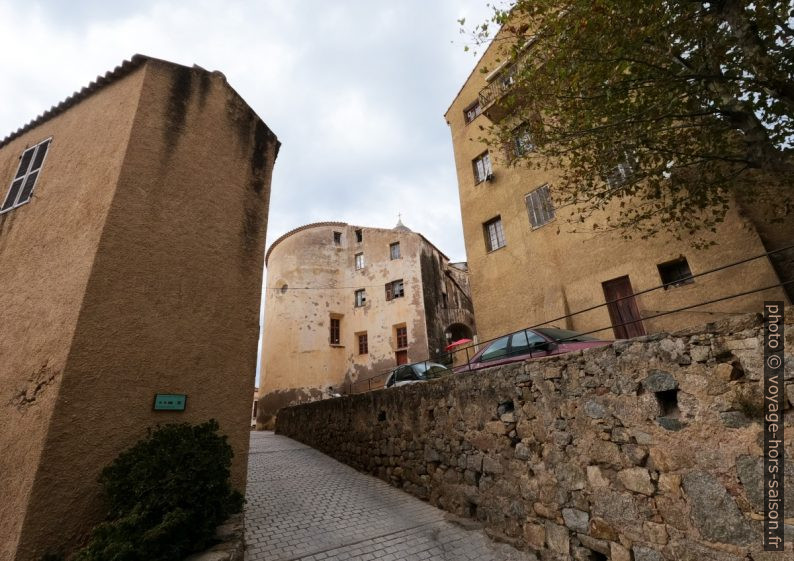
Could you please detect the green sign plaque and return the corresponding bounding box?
[153,394,187,411]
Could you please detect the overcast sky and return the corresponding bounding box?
[0,0,494,381]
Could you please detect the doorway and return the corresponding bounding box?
[602,275,646,339]
[395,350,408,365]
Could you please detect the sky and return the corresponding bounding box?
[0,0,494,381]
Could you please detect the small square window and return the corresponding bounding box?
[658,257,694,289]
[390,242,401,260]
[355,229,363,243]
[358,332,368,355]
[354,289,366,307]
[385,279,404,301]
[333,231,342,245]
[483,217,506,252]
[511,125,534,158]
[395,326,408,349]
[472,152,492,184]
[355,252,364,270]
[329,317,341,345]
[1,138,51,214]
[526,184,555,229]
[464,101,482,124]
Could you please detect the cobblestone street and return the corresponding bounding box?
[245,432,534,561]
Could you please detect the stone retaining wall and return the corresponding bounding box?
[277,311,794,560]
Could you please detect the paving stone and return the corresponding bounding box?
[246,432,536,561]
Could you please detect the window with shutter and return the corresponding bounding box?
[525,184,555,229]
[1,138,51,214]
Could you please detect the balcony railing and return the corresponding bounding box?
[478,51,534,123]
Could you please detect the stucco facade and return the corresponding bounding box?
[0,55,278,560]
[257,222,475,429]
[445,32,792,344]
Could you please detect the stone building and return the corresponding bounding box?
[444,29,792,343]
[257,221,475,428]
[0,55,278,560]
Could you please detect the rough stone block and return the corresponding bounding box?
[584,400,607,419]
[632,545,664,561]
[587,465,610,488]
[657,473,681,497]
[523,522,545,550]
[485,420,507,435]
[482,455,503,474]
[562,508,589,533]
[610,541,631,561]
[719,411,751,428]
[466,452,483,472]
[642,370,678,393]
[622,444,648,466]
[544,521,570,555]
[589,516,618,541]
[618,467,654,496]
[577,534,610,555]
[643,521,668,545]
[515,442,531,461]
[689,345,710,362]
[682,470,754,544]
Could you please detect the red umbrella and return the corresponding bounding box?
[445,338,473,351]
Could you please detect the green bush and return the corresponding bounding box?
[74,420,243,561]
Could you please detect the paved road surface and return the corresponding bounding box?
[245,432,534,561]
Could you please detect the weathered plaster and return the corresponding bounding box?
[1,57,278,560]
[258,224,475,429]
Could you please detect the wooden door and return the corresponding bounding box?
[395,350,408,365]
[602,276,646,339]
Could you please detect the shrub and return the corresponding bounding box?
[74,420,243,561]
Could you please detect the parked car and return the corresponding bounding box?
[453,327,611,373]
[384,361,452,388]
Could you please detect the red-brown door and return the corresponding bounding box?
[395,350,408,365]
[602,276,646,339]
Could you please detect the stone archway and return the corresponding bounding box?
[446,322,473,342]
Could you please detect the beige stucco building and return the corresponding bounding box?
[0,55,278,560]
[445,32,792,343]
[257,221,475,428]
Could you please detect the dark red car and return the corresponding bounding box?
[453,327,611,373]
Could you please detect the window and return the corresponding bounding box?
[390,242,401,260]
[464,101,482,124]
[481,336,509,361]
[354,289,366,307]
[329,317,340,345]
[358,332,368,354]
[511,125,534,158]
[508,330,547,356]
[395,326,408,348]
[355,229,363,243]
[385,279,404,301]
[658,257,694,289]
[526,184,555,228]
[355,252,364,270]
[1,138,51,214]
[483,217,506,251]
[472,152,492,183]
[333,231,342,245]
[605,151,636,187]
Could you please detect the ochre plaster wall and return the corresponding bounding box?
[5,58,278,560]
[0,67,147,561]
[445,32,789,343]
